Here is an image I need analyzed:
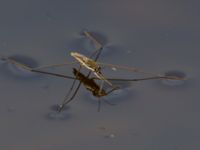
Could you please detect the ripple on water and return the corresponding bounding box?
[46,104,71,121]
[79,29,108,46]
[161,70,187,87]
[50,104,70,111]
[67,30,120,57]
[1,55,39,79]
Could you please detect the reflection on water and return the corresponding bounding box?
[85,86,134,106]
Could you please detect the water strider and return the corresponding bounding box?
[0,31,184,112]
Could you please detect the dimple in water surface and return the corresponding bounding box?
[161,70,187,87]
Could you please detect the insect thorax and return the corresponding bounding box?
[93,89,107,97]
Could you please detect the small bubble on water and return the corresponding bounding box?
[104,133,116,139]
